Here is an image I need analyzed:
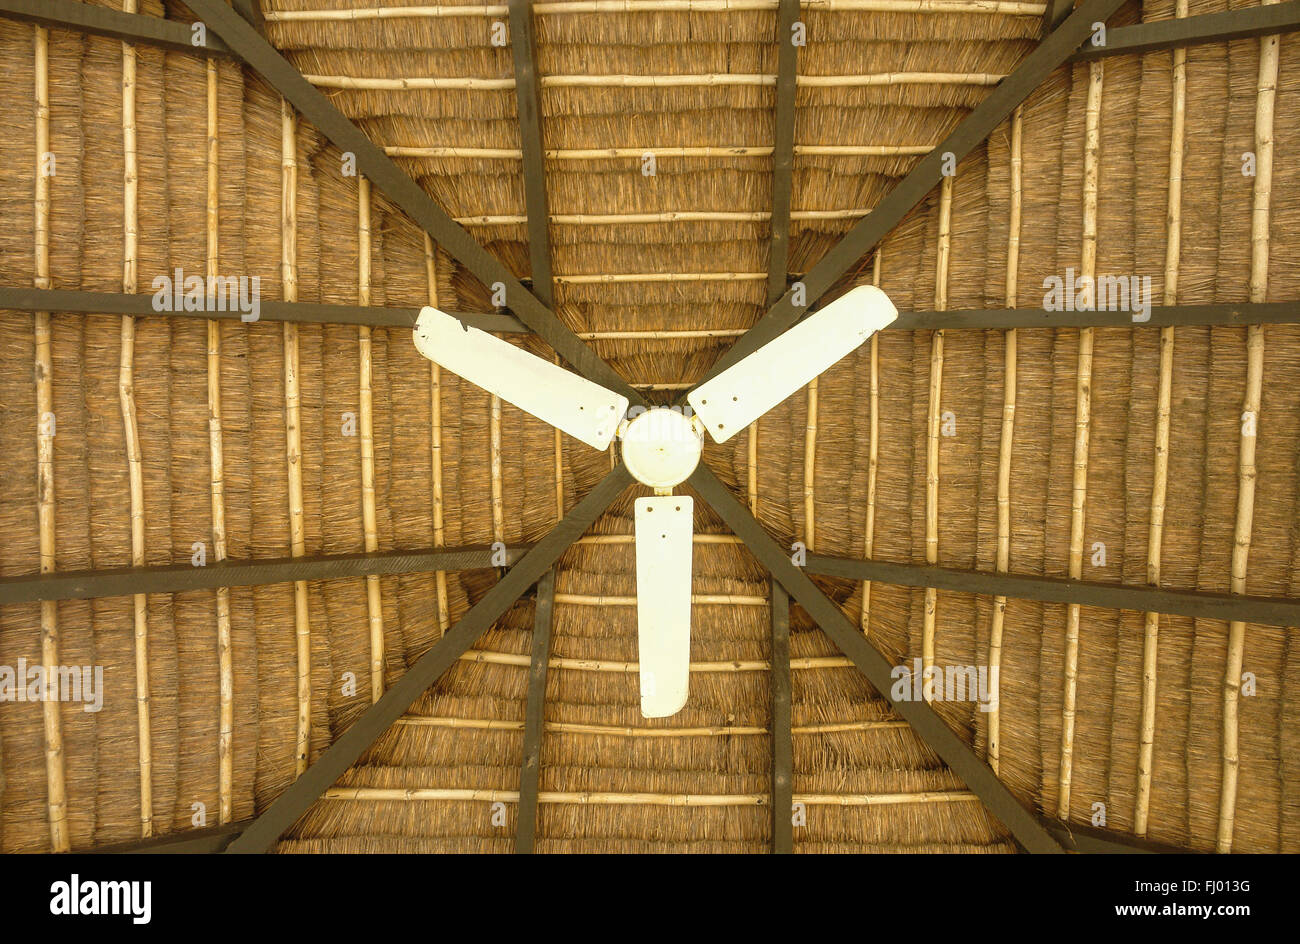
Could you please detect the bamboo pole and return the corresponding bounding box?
[747,417,758,515]
[922,175,953,684]
[120,4,153,838]
[554,593,768,606]
[1058,60,1103,822]
[357,178,385,704]
[490,392,504,546]
[804,377,818,551]
[392,715,910,736]
[556,272,766,284]
[578,328,750,340]
[265,1,1046,20]
[1219,331,1264,854]
[205,57,234,826]
[385,144,932,159]
[794,791,980,806]
[576,533,743,545]
[554,382,565,517]
[33,25,68,853]
[458,649,855,672]
[799,73,1003,88]
[796,144,933,156]
[280,101,312,777]
[323,787,768,805]
[1218,10,1276,852]
[861,252,883,635]
[322,786,977,806]
[303,72,1005,91]
[453,208,894,226]
[988,106,1022,776]
[1135,7,1185,835]
[424,235,452,635]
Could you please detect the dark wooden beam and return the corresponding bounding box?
[1044,818,1203,854]
[766,0,800,307]
[88,820,251,854]
[1074,1,1300,61]
[0,545,528,605]
[1041,0,1075,36]
[514,569,555,854]
[230,0,265,34]
[770,579,793,854]
[691,0,1128,390]
[0,286,525,333]
[509,0,555,309]
[0,0,232,54]
[183,0,642,405]
[688,464,1065,853]
[10,292,1293,337]
[223,465,631,853]
[804,553,1300,629]
[890,302,1300,331]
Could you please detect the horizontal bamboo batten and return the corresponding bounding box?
[555,272,766,283]
[452,208,881,225]
[385,144,932,159]
[392,716,910,736]
[265,1,1047,19]
[457,649,857,671]
[575,533,744,544]
[554,592,768,606]
[304,72,1005,91]
[576,328,748,339]
[321,788,977,806]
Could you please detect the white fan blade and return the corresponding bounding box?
[687,284,898,443]
[634,495,694,718]
[413,306,628,450]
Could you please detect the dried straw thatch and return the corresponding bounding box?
[0,0,1297,854]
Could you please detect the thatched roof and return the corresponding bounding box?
[0,0,1297,854]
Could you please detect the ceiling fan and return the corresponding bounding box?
[412,285,898,718]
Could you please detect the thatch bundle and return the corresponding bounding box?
[0,0,1297,853]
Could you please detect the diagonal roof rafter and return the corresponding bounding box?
[687,464,1068,854]
[223,465,634,854]
[689,0,1129,391]
[181,0,643,405]
[10,0,1270,857]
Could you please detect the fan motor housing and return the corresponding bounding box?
[619,407,704,489]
